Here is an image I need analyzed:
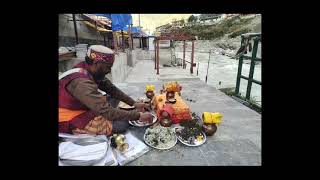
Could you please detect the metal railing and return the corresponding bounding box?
[235,33,261,102]
[172,49,213,83]
[167,35,261,108]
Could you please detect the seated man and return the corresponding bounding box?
[59,45,152,136]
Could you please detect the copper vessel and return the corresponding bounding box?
[202,124,217,136]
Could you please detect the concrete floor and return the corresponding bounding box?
[115,60,261,166]
[125,60,199,83]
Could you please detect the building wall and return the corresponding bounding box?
[135,49,155,60]
[59,14,112,47]
[133,38,140,48]
[127,49,139,67]
[59,51,134,84]
[59,14,102,40]
[59,36,106,47]
[59,58,85,73]
[59,14,140,84]
[148,37,155,51]
[110,52,130,83]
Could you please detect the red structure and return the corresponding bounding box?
[154,40,157,69]
[154,31,196,75]
[157,40,160,75]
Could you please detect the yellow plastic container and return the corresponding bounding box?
[146,84,155,91]
[202,112,222,125]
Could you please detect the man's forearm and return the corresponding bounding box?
[67,78,140,121]
[101,108,140,121]
[99,79,136,106]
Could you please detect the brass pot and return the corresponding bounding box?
[202,124,217,136]
[146,91,154,99]
[166,91,175,100]
[115,134,125,142]
[114,134,129,152]
[117,141,129,152]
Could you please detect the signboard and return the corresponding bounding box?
[148,37,155,51]
[159,40,170,48]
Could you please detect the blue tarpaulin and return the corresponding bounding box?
[95,14,132,31]
[111,14,132,31]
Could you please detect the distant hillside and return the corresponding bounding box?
[182,14,261,40]
[173,15,261,58]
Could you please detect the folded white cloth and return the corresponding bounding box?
[113,132,149,166]
[59,141,107,161]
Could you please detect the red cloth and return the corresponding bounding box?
[59,62,95,133]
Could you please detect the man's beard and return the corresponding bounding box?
[92,72,106,81]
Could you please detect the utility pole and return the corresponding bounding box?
[205,50,211,83]
[139,14,141,28]
[139,14,141,49]
[197,62,199,76]
[190,40,195,74]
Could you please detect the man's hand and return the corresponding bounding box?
[139,112,153,123]
[134,102,150,112]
